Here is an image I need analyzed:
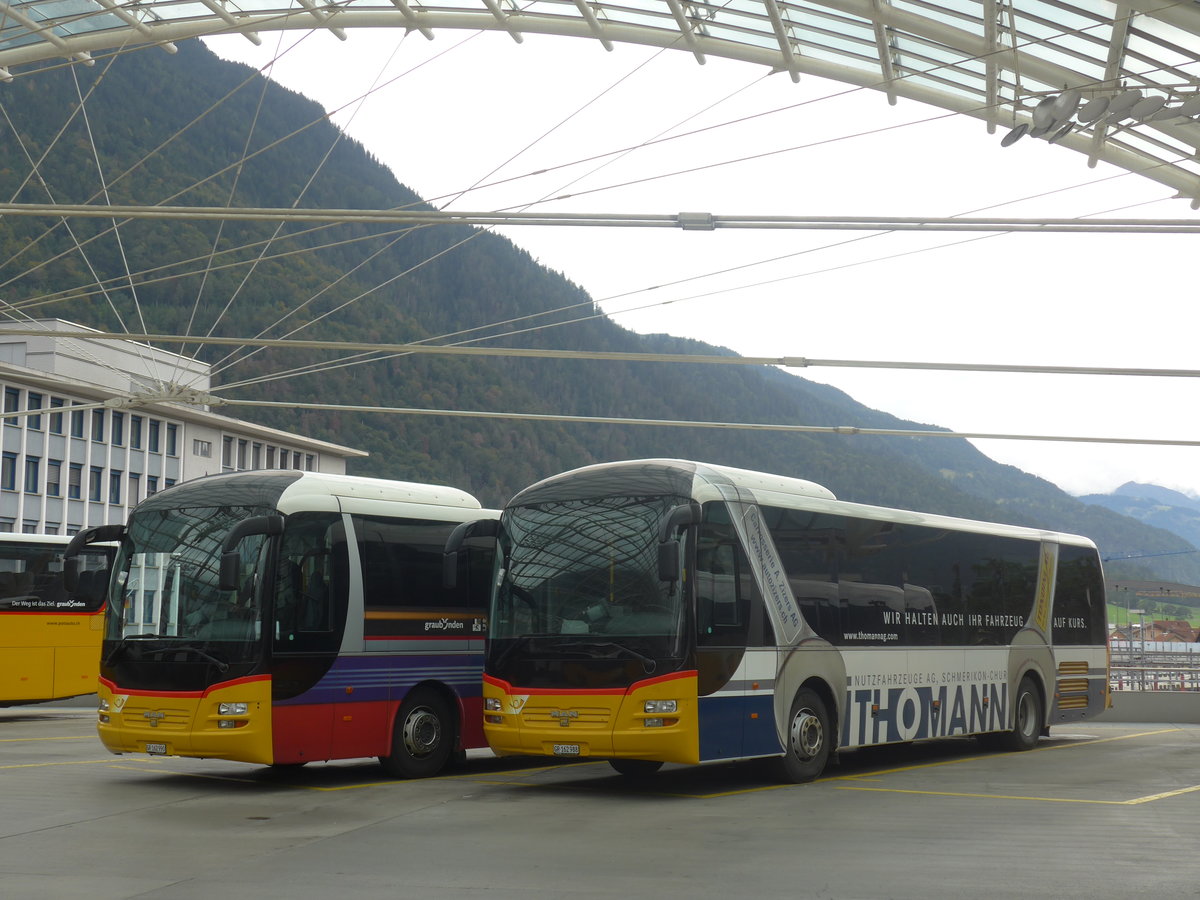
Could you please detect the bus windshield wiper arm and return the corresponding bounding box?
[571,641,657,674]
[149,645,230,672]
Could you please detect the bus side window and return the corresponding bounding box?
[273,513,345,653]
[696,521,772,648]
[1053,545,1106,645]
[696,542,739,636]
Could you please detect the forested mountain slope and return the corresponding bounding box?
[0,40,1194,583]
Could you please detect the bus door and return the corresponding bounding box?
[268,513,349,764]
[694,518,777,761]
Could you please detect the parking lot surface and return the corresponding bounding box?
[2,704,1198,899]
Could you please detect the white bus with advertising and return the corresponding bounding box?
[467,459,1108,781]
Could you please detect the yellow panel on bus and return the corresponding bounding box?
[97,675,274,765]
[483,671,701,766]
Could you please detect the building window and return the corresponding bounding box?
[167,423,178,456]
[305,454,315,471]
[89,467,103,502]
[45,522,61,536]
[47,460,62,497]
[1,452,16,490]
[27,393,42,430]
[292,451,301,470]
[24,457,39,494]
[109,470,122,505]
[4,387,19,426]
[252,442,262,469]
[222,436,233,468]
[91,410,105,442]
[69,464,82,499]
[130,415,143,449]
[148,420,160,453]
[129,473,140,505]
[237,439,247,469]
[193,439,211,458]
[165,478,176,489]
[49,397,65,434]
[22,521,38,535]
[266,445,275,469]
[112,411,124,446]
[71,408,84,438]
[147,475,158,496]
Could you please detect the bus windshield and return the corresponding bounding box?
[107,504,271,663]
[489,495,687,679]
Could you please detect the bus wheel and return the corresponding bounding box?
[609,759,664,778]
[772,688,831,783]
[380,689,455,778]
[998,676,1043,752]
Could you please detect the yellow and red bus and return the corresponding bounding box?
[68,470,497,775]
[470,459,1109,781]
[0,533,113,705]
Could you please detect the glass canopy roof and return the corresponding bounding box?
[3,0,1200,201]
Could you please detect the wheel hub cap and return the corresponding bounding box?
[403,708,441,757]
[790,709,823,760]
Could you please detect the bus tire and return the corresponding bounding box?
[609,759,664,778]
[771,687,831,784]
[380,688,455,778]
[998,676,1043,752]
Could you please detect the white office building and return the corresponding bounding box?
[0,320,366,535]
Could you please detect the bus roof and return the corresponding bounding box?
[509,459,1097,549]
[0,533,74,546]
[134,470,487,518]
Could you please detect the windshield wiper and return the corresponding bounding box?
[144,645,230,672]
[105,639,229,672]
[567,641,657,674]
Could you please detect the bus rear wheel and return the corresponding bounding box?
[997,676,1043,752]
[380,688,455,778]
[609,759,664,778]
[772,687,831,784]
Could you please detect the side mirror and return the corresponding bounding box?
[218,515,283,591]
[443,518,500,589]
[657,502,701,582]
[63,524,125,591]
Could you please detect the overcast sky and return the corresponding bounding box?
[205,29,1200,500]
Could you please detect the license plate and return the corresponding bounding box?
[145,742,168,756]
[552,743,580,756]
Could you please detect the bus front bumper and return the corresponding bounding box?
[482,672,700,766]
[97,677,274,765]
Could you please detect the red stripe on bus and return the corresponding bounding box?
[363,635,477,641]
[99,673,270,699]
[484,669,696,696]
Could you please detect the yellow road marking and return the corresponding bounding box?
[0,759,117,770]
[832,728,1180,781]
[827,728,1195,806]
[1124,783,1200,804]
[0,735,94,743]
[836,783,1200,805]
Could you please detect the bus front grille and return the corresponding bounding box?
[522,703,612,730]
[117,703,192,731]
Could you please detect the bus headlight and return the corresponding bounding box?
[98,698,110,712]
[644,700,677,714]
[484,698,502,712]
[218,702,249,715]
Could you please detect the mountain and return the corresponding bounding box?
[1,40,1197,585]
[1078,483,1200,552]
